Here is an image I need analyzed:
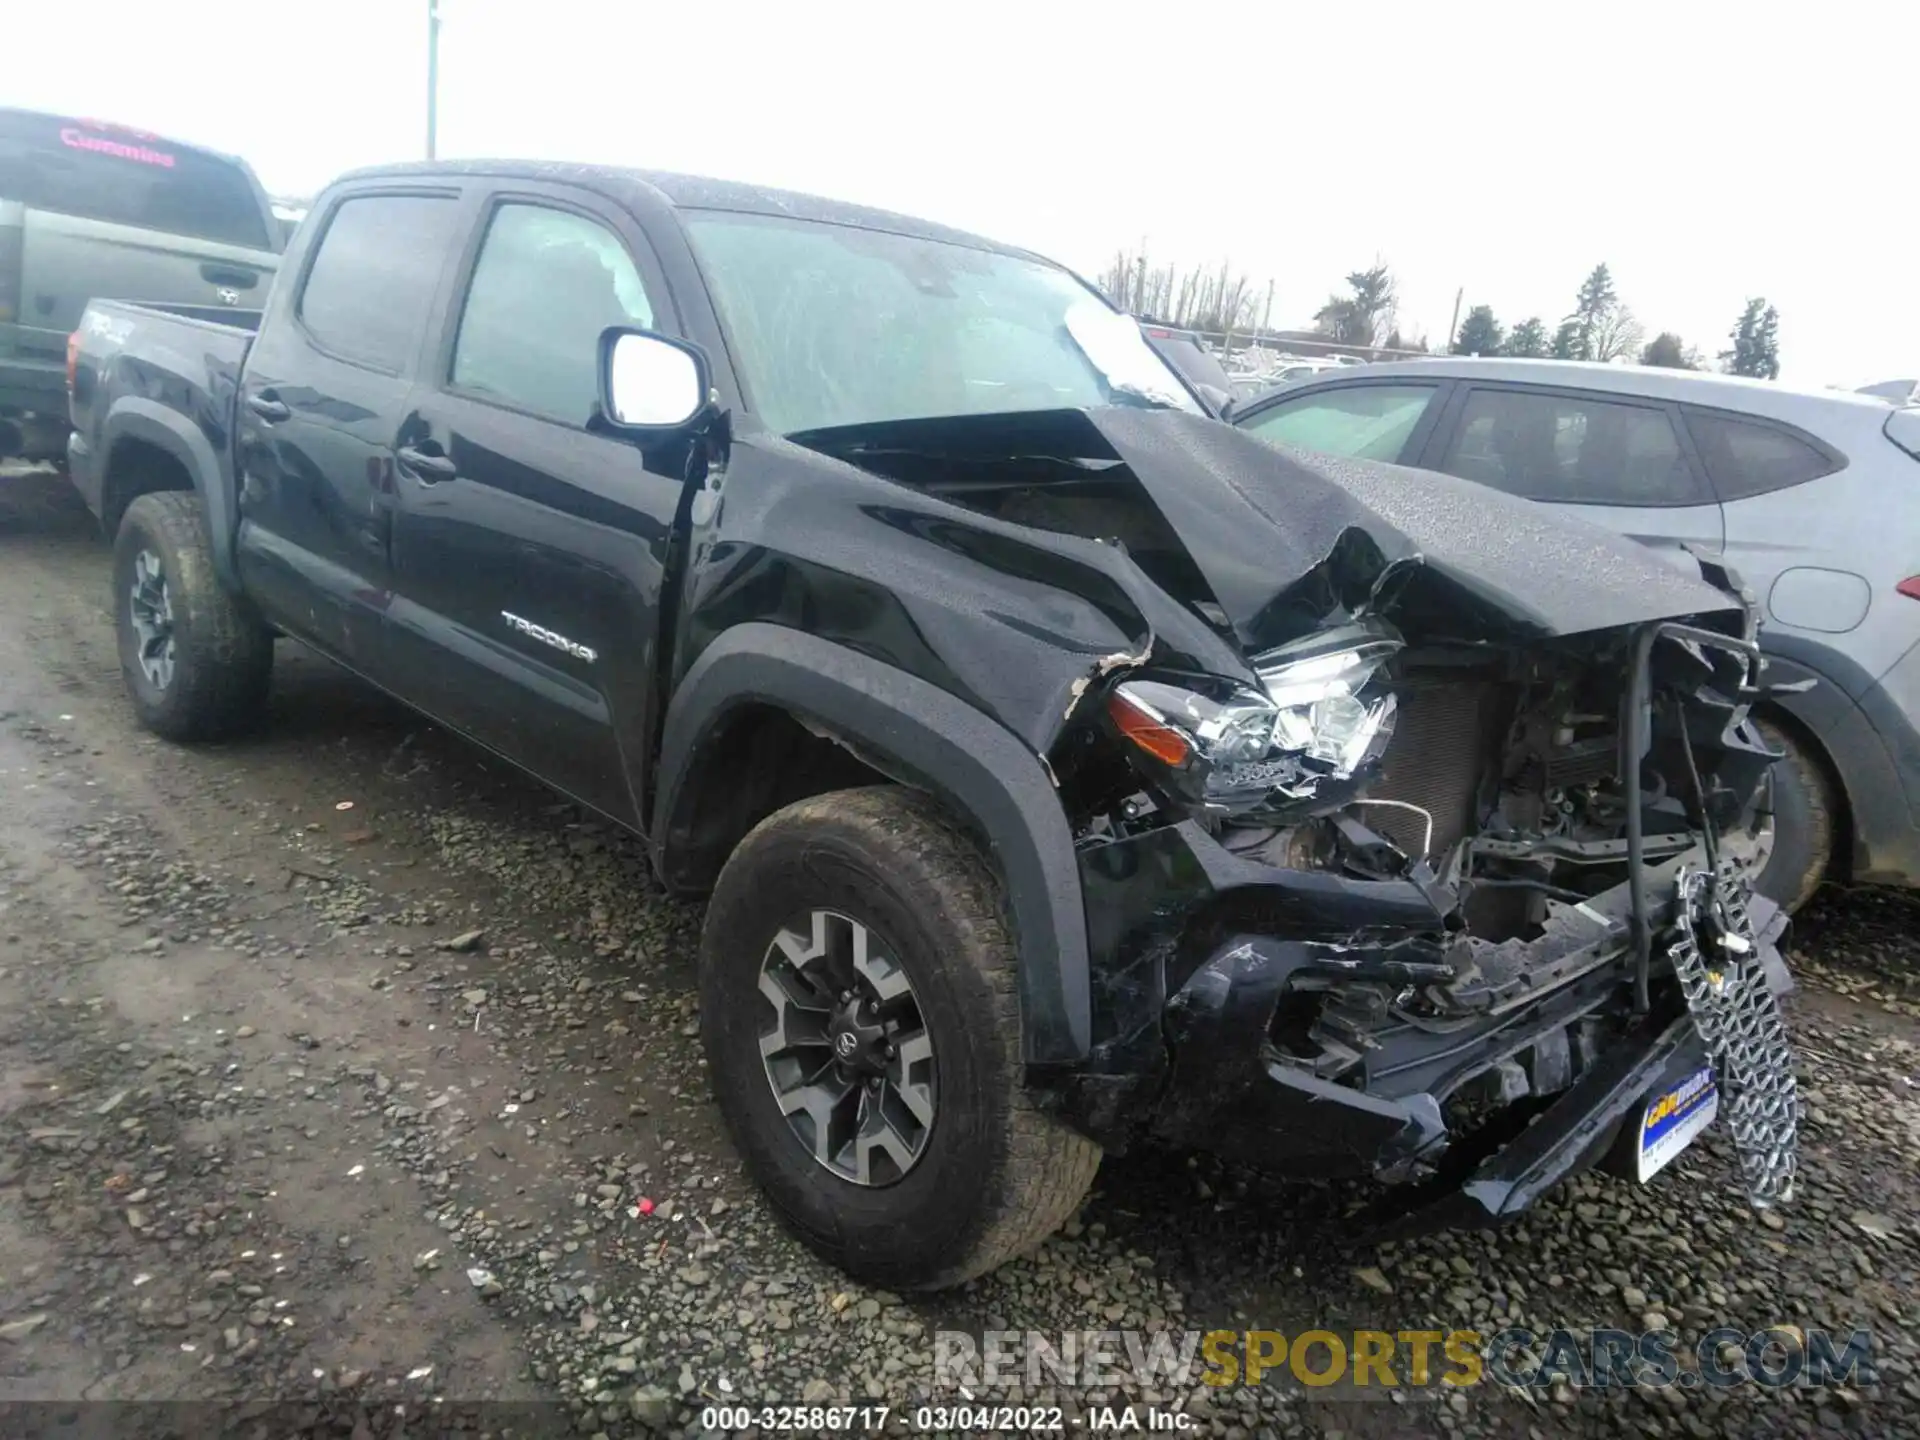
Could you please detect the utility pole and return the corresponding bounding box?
[426,0,442,160]
[1445,286,1463,354]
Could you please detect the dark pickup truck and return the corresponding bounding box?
[68,160,1800,1291]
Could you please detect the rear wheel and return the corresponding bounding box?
[113,491,273,741]
[699,786,1101,1290]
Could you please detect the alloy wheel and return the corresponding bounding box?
[755,908,936,1186]
[128,549,177,690]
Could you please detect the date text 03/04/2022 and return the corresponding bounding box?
[698,1404,1195,1432]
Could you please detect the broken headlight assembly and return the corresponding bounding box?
[1104,621,1402,815]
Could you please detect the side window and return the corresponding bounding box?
[450,203,656,426]
[1240,384,1437,461]
[1684,410,1838,500]
[1438,388,1707,506]
[297,195,460,373]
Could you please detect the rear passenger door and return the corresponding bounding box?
[235,187,464,667]
[386,187,687,827]
[1419,384,1723,569]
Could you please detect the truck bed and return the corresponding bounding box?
[82,297,262,342]
[65,298,257,530]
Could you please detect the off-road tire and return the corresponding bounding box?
[113,491,273,741]
[699,785,1102,1290]
[1752,716,1834,915]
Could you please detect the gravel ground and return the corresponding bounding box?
[0,468,1915,1438]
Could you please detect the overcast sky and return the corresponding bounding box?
[15,0,1913,386]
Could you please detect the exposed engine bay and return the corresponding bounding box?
[1074,618,1778,1017]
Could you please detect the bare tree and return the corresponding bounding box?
[1100,246,1263,333]
[1591,304,1645,363]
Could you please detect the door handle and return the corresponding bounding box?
[201,263,258,289]
[396,445,457,482]
[246,393,290,423]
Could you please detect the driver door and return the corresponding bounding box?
[386,188,687,826]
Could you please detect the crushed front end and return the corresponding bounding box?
[794,405,1803,1225]
[1044,600,1802,1226]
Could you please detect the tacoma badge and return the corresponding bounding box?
[501,611,596,662]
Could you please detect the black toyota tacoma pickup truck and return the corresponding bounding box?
[67,160,1800,1290]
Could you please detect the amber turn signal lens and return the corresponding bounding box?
[1107,690,1191,767]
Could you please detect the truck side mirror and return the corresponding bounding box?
[598,328,712,434]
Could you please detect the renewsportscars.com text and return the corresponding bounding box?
[933,1326,1876,1393]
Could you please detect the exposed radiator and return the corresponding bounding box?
[1366,676,1504,859]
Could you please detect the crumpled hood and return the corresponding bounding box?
[790,406,1744,657]
[1081,408,1743,651]
[773,406,1751,752]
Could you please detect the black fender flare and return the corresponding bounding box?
[102,397,239,592]
[652,622,1092,1064]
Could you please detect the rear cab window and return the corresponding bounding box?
[0,109,273,251]
[1683,408,1841,500]
[1240,383,1438,461]
[1438,387,1708,506]
[297,194,462,373]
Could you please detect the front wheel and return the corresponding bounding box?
[699,786,1101,1290]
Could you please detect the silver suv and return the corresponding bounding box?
[1233,356,1920,910]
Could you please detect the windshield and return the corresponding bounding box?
[682,209,1201,434]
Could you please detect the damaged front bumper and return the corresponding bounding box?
[1046,821,1799,1229]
